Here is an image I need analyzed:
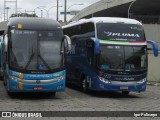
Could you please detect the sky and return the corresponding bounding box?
[0,0,100,22]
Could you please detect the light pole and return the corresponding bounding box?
[128,0,136,18]
[34,6,46,14]
[15,0,17,13]
[65,3,84,22]
[4,0,17,21]
[67,4,84,12]
[5,7,10,21]
[40,8,48,18]
[57,0,59,21]
[64,0,67,22]
[47,6,63,20]
[34,6,49,18]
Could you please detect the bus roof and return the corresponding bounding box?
[8,17,62,31]
[63,17,142,29]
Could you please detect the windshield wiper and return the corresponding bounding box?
[24,47,34,70]
[38,53,52,71]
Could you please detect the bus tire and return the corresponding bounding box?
[3,81,6,86]
[52,92,56,96]
[122,91,130,95]
[3,74,7,86]
[7,91,14,96]
[81,77,88,92]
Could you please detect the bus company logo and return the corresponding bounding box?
[36,80,41,84]
[104,31,140,38]
[118,72,129,75]
[115,77,135,81]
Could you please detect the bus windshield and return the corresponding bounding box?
[9,30,63,71]
[99,45,147,71]
[96,23,145,42]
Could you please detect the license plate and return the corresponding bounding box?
[120,87,128,90]
[33,86,43,90]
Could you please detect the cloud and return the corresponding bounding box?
[0,0,99,21]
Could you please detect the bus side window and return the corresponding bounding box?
[86,41,94,65]
[81,23,95,37]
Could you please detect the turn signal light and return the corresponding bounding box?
[19,73,23,79]
[18,82,23,90]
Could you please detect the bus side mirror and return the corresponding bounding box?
[4,34,8,52]
[64,35,72,51]
[90,38,100,54]
[147,40,158,57]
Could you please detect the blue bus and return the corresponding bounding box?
[63,17,158,95]
[0,17,71,95]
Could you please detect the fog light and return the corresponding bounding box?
[98,76,111,84]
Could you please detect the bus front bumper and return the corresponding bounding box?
[89,79,147,92]
[7,77,65,92]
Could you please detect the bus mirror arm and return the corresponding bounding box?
[64,35,72,51]
[147,40,159,57]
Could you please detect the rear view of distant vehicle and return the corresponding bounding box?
[63,17,158,95]
[0,17,71,95]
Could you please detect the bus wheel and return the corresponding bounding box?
[7,91,14,96]
[3,75,7,86]
[81,78,88,92]
[52,92,56,96]
[47,92,56,96]
[3,81,6,86]
[122,91,130,95]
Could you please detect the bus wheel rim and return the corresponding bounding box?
[82,78,86,90]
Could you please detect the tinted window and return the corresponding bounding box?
[10,30,63,70]
[64,22,95,38]
[99,45,147,71]
[97,23,145,42]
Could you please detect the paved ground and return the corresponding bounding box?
[0,80,159,120]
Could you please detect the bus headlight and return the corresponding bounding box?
[9,75,22,81]
[54,75,65,81]
[137,78,147,84]
[8,74,65,83]
[98,76,111,84]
